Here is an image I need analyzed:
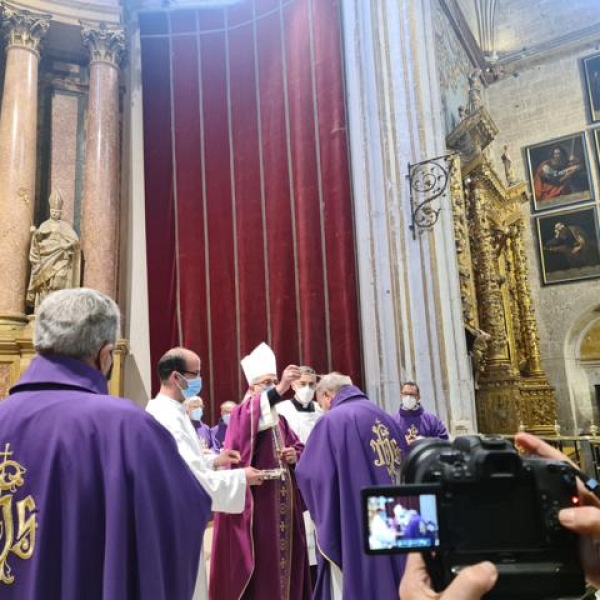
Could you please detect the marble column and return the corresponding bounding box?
[80,23,125,299]
[0,6,49,320]
[340,0,476,432]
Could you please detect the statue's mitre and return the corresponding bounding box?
[48,190,64,210]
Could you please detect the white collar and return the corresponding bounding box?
[154,392,186,414]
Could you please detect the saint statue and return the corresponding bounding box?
[467,69,482,114]
[26,190,81,310]
[501,145,517,186]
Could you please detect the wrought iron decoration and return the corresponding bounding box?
[407,153,455,239]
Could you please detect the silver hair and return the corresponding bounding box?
[184,396,203,408]
[316,372,352,396]
[35,288,121,360]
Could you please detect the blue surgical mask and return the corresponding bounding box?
[181,376,202,399]
[222,414,231,425]
[191,407,203,421]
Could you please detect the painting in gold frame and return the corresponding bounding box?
[536,205,600,285]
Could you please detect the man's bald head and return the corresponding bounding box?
[220,401,236,417]
[157,347,201,383]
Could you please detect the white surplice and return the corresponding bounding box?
[146,393,247,600]
[275,399,322,444]
[276,398,323,565]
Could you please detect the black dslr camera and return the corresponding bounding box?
[361,435,585,599]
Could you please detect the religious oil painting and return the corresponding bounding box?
[536,206,600,285]
[583,53,600,123]
[594,128,600,171]
[526,133,594,212]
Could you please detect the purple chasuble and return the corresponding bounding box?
[295,385,408,600]
[192,419,213,450]
[209,393,311,600]
[0,355,211,600]
[210,419,227,452]
[392,406,449,445]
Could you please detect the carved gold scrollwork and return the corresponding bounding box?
[447,105,556,432]
[449,155,478,329]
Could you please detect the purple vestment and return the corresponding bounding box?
[191,418,213,450]
[209,393,311,600]
[210,419,227,452]
[393,406,449,445]
[0,355,211,600]
[295,385,408,600]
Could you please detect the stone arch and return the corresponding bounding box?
[564,304,600,433]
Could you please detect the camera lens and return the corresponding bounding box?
[401,438,453,483]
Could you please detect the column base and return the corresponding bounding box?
[518,376,556,433]
[477,372,521,434]
[0,314,35,400]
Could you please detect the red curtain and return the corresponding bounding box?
[140,0,362,423]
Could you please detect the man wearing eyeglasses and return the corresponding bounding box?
[146,347,264,600]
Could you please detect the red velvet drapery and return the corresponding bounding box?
[140,0,361,422]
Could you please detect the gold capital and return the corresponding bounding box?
[1,4,50,56]
[81,22,126,67]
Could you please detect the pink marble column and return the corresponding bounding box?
[0,6,49,318]
[80,23,125,299]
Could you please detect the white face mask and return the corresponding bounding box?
[401,395,418,411]
[296,386,315,407]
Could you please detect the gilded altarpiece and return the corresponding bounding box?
[447,108,556,434]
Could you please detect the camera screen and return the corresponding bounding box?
[362,484,441,554]
[449,478,544,552]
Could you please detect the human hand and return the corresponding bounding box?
[244,466,264,486]
[279,446,297,465]
[213,449,241,468]
[515,432,600,586]
[399,553,497,600]
[275,365,301,396]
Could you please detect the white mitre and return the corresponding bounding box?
[241,342,277,385]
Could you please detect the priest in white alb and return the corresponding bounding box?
[146,346,263,600]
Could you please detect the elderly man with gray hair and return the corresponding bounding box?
[295,372,408,600]
[0,288,212,600]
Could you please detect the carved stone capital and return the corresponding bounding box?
[81,22,126,68]
[1,5,50,56]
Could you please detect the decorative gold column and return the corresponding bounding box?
[511,219,556,433]
[469,176,511,367]
[80,23,125,298]
[468,173,520,433]
[0,5,50,322]
[449,155,478,330]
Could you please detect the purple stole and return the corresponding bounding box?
[209,392,311,600]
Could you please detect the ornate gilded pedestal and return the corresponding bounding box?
[0,318,129,399]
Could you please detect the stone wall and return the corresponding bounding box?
[494,0,600,52]
[487,44,600,432]
[434,1,600,431]
[434,0,479,134]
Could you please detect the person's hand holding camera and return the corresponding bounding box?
[399,553,498,600]
[516,432,600,587]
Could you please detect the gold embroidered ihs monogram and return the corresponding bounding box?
[370,420,402,481]
[405,424,419,444]
[0,443,37,585]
